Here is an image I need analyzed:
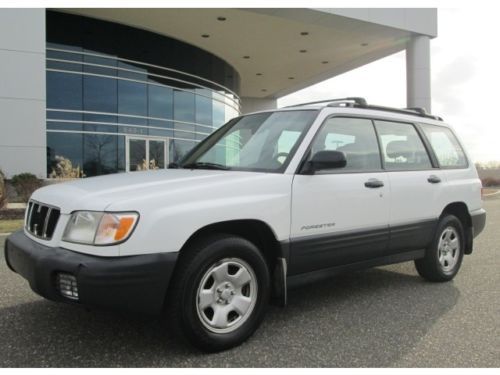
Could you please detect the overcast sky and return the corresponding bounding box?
[278,7,500,163]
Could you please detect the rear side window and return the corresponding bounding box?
[310,117,381,172]
[374,120,432,171]
[421,124,468,168]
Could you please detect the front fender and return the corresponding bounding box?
[117,174,293,256]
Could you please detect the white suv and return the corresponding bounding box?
[5,98,486,351]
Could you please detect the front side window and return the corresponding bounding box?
[180,110,317,172]
[309,117,381,172]
[421,124,468,168]
[374,120,432,171]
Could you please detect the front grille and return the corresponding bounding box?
[26,201,61,240]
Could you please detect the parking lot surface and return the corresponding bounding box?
[1,199,499,367]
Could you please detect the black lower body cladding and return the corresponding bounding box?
[4,230,178,314]
[471,209,486,238]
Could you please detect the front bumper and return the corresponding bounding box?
[4,230,178,314]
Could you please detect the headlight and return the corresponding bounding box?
[63,211,139,245]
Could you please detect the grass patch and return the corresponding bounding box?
[0,219,24,233]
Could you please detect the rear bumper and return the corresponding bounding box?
[4,230,178,315]
[471,209,486,238]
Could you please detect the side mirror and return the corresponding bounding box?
[301,150,347,174]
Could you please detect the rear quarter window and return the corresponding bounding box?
[421,124,468,168]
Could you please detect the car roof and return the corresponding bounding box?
[245,97,448,127]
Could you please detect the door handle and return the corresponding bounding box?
[427,175,442,184]
[364,179,384,188]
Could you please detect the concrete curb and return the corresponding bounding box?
[6,203,27,209]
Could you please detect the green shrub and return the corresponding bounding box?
[0,169,7,209]
[11,173,43,202]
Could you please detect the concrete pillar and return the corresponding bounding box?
[0,9,46,178]
[241,97,277,114]
[406,35,431,112]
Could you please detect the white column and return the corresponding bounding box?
[406,35,431,112]
[241,97,277,114]
[0,9,46,178]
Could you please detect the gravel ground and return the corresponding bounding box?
[0,199,498,367]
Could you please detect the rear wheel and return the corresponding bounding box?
[415,214,465,282]
[167,234,270,352]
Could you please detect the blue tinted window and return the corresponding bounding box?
[47,72,82,110]
[47,121,82,132]
[46,10,242,176]
[47,10,240,94]
[196,89,213,141]
[46,110,82,121]
[174,90,195,122]
[83,113,117,134]
[47,132,83,175]
[83,134,118,176]
[47,47,83,60]
[148,85,173,120]
[82,113,117,123]
[118,80,147,126]
[118,61,148,81]
[83,76,117,112]
[170,139,196,162]
[148,124,173,138]
[174,90,195,140]
[195,90,213,125]
[83,54,117,76]
[213,99,225,127]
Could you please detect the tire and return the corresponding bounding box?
[166,234,270,352]
[415,214,465,282]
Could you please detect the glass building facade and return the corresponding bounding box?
[45,11,241,177]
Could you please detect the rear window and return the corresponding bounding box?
[421,124,468,168]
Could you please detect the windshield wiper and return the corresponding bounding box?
[182,162,230,170]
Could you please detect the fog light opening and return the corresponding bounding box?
[56,273,79,301]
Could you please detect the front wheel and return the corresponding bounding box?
[415,214,465,282]
[166,234,270,352]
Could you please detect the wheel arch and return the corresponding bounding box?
[179,219,282,260]
[440,201,473,254]
[175,219,288,305]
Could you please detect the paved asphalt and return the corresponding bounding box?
[0,199,498,367]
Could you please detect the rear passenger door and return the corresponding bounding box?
[373,120,447,253]
[290,117,390,275]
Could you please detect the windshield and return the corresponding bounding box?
[179,110,317,172]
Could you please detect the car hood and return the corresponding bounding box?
[32,169,278,214]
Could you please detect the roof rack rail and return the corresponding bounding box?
[285,97,368,108]
[403,107,443,121]
[364,105,443,121]
[285,97,443,121]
